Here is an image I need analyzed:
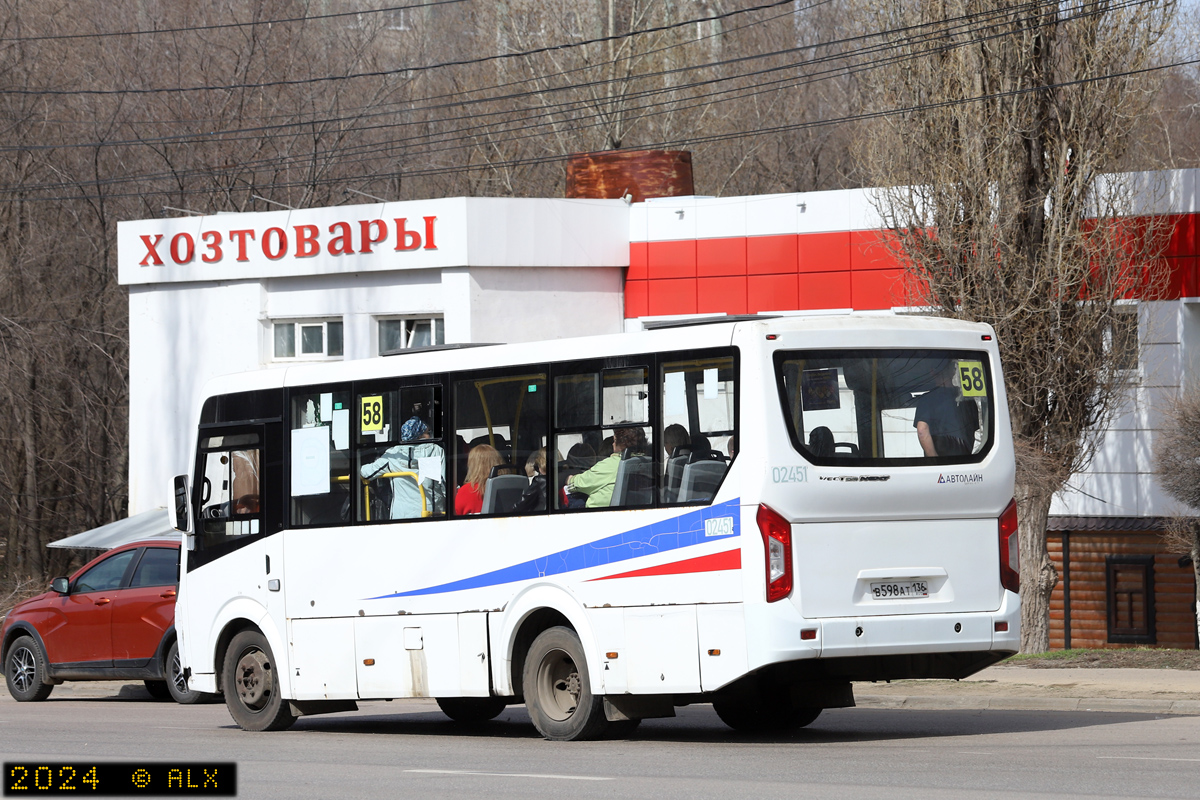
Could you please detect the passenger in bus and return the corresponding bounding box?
[914,365,979,457]
[359,417,446,520]
[561,443,596,509]
[808,426,835,457]
[510,448,548,514]
[727,434,738,460]
[567,427,646,508]
[455,444,504,515]
[663,424,690,459]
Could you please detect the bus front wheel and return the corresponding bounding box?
[222,630,296,732]
[522,627,608,741]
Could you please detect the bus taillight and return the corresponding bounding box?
[757,504,793,603]
[999,498,1019,594]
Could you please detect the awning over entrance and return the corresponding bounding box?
[48,508,179,550]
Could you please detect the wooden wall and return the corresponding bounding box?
[1048,532,1197,650]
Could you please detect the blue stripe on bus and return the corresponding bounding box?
[369,498,742,599]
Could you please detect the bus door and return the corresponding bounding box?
[187,423,287,670]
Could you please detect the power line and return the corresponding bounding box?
[0,0,801,97]
[13,49,1192,203]
[0,0,1059,155]
[4,0,1119,179]
[0,1,469,43]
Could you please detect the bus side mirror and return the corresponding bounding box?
[172,474,192,535]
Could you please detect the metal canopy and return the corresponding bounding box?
[48,508,180,550]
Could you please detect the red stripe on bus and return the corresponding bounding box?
[588,548,741,581]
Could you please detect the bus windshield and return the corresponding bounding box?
[775,348,994,466]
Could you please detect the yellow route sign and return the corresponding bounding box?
[361,395,384,432]
[957,361,987,397]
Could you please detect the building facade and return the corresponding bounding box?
[117,170,1200,648]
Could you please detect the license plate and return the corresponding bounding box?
[870,580,929,599]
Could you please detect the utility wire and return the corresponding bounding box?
[0,0,1131,180]
[12,51,1194,203]
[0,0,802,96]
[0,0,1067,153]
[0,1,469,43]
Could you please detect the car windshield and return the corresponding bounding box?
[774,348,994,466]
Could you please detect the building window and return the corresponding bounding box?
[1106,555,1155,644]
[273,319,343,361]
[379,317,444,354]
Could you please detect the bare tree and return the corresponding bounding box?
[858,0,1176,652]
[1152,390,1200,646]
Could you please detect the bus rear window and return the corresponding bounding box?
[774,349,994,466]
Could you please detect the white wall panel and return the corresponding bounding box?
[694,197,747,239]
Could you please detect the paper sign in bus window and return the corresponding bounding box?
[801,369,841,411]
[957,361,987,397]
[291,426,331,496]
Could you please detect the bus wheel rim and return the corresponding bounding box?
[235,649,271,710]
[536,648,580,722]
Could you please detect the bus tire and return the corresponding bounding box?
[713,697,821,733]
[522,626,608,741]
[222,630,295,732]
[436,696,507,723]
[5,636,53,702]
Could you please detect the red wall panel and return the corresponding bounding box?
[628,241,649,281]
[747,273,799,313]
[697,237,747,277]
[799,231,851,273]
[647,240,696,279]
[851,268,906,310]
[648,278,698,316]
[624,279,649,318]
[798,271,852,310]
[850,230,902,271]
[747,234,799,275]
[697,276,748,314]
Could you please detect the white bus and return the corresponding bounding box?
[171,314,1019,741]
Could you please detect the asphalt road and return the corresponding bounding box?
[3,691,1199,799]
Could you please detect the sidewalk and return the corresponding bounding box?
[854,664,1200,715]
[6,665,1199,714]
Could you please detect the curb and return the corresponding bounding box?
[856,694,1200,715]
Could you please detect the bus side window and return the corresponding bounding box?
[289,388,352,527]
[453,369,548,516]
[552,366,654,510]
[357,384,447,522]
[660,353,737,505]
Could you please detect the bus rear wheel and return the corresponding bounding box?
[436,696,507,723]
[713,694,822,733]
[222,630,296,732]
[522,627,608,741]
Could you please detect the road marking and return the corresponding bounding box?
[1097,757,1200,763]
[406,769,612,782]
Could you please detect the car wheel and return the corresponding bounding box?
[436,696,508,723]
[165,639,213,705]
[143,680,171,700]
[5,635,53,702]
[222,630,295,731]
[522,626,609,741]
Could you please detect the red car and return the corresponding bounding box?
[2,539,208,704]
